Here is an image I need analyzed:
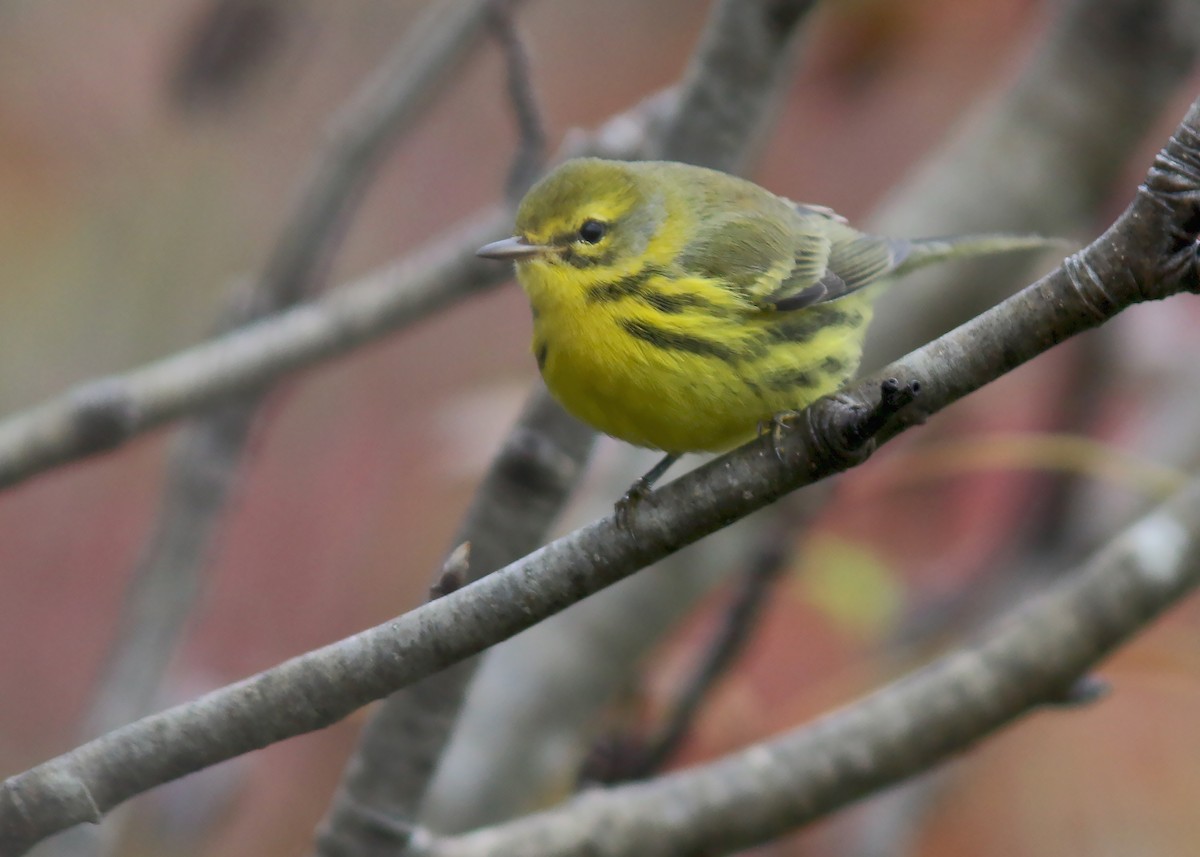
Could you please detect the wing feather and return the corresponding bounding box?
[672,193,909,314]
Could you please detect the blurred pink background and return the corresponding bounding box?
[1,1,1198,855]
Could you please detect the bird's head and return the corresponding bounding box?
[476,158,667,274]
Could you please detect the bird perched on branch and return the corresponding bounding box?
[478,158,1055,516]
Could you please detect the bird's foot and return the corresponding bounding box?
[761,378,923,467]
[615,477,653,529]
[757,413,800,464]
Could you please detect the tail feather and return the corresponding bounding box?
[895,234,1066,276]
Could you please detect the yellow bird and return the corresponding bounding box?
[478,158,1053,511]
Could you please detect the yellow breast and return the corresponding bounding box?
[519,261,874,454]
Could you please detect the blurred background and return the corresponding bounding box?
[1,1,1199,855]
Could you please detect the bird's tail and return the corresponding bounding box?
[894,234,1067,276]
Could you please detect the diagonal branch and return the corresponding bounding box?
[257,0,507,309]
[422,473,1200,857]
[863,0,1200,368]
[623,535,792,781]
[487,0,546,200]
[2,91,1198,856]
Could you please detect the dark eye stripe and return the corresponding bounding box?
[562,246,620,269]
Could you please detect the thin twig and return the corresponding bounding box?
[623,536,790,781]
[487,0,546,200]
[2,95,1198,852]
[259,0,505,308]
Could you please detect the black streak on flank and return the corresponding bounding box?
[764,367,818,391]
[620,319,736,361]
[535,341,549,371]
[767,307,862,343]
[821,354,845,375]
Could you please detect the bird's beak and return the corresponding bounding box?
[476,236,550,261]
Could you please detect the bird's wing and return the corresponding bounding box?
[673,202,913,313]
[673,210,812,301]
[761,208,914,312]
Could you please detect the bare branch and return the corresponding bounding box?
[617,534,791,781]
[423,474,1200,857]
[650,0,817,172]
[0,211,510,492]
[2,92,1197,854]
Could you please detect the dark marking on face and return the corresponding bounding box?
[560,244,619,269]
[586,267,659,302]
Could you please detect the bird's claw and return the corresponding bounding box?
[758,412,801,464]
[615,477,652,529]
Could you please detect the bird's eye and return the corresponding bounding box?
[578,220,607,244]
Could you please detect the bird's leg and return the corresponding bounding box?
[615,453,680,527]
[760,414,796,464]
